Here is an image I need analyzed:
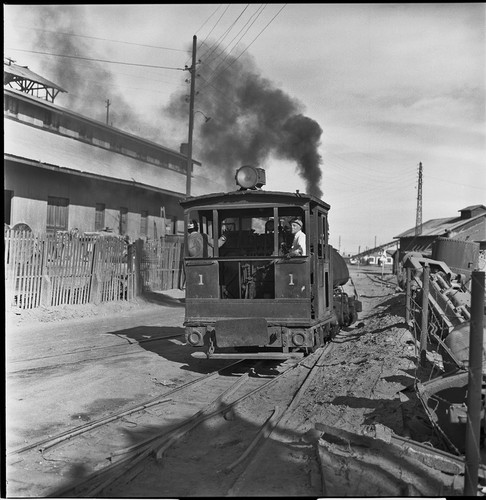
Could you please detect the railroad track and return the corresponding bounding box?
[10,279,365,497]
[48,345,334,498]
[7,331,185,373]
[7,354,307,497]
[363,271,397,289]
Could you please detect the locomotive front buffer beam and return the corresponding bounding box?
[186,316,331,359]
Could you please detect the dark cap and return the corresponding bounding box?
[290,218,303,228]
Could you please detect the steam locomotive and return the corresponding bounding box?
[180,165,361,359]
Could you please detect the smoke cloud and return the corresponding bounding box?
[166,44,324,197]
[27,5,160,138]
[23,7,323,197]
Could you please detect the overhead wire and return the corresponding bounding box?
[200,4,268,88]
[193,4,232,61]
[9,25,188,52]
[199,4,252,63]
[193,4,287,112]
[195,4,225,37]
[223,4,287,68]
[6,47,185,70]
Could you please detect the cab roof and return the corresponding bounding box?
[180,189,330,211]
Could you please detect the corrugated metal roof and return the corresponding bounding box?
[460,204,486,212]
[395,212,486,239]
[4,62,67,93]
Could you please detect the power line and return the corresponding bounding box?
[228,4,287,65]
[10,25,188,52]
[6,47,185,70]
[201,4,268,86]
[194,4,225,36]
[199,4,251,62]
[197,4,232,54]
[200,4,286,90]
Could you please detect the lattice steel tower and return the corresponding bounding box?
[415,162,423,236]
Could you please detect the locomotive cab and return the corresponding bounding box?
[180,167,358,359]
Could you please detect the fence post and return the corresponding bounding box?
[420,263,430,366]
[464,271,485,496]
[134,239,143,296]
[40,275,51,307]
[90,272,102,305]
[405,267,411,325]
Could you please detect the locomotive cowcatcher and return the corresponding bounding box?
[180,165,361,359]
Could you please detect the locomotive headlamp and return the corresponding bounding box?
[235,165,266,190]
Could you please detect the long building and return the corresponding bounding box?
[4,60,223,239]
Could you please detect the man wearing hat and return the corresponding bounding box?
[187,219,227,258]
[288,218,306,257]
[187,220,204,257]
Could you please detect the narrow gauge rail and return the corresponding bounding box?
[8,359,242,457]
[67,346,333,498]
[7,331,185,373]
[13,357,298,498]
[363,271,398,289]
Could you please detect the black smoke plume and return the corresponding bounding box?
[166,43,324,197]
[22,7,323,197]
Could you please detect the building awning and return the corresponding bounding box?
[4,62,67,93]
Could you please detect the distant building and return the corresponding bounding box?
[4,61,221,239]
[365,250,394,266]
[394,205,486,262]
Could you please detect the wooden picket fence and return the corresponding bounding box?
[140,236,184,291]
[4,230,184,310]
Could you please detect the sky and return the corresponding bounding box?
[4,3,486,255]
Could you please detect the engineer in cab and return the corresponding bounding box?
[288,217,306,257]
[187,220,226,258]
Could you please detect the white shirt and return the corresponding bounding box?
[290,230,306,256]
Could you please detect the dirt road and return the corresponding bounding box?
[6,265,440,497]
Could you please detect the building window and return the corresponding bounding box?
[4,96,18,115]
[47,196,69,231]
[95,203,105,231]
[44,110,59,129]
[44,110,52,127]
[140,210,148,236]
[79,126,93,142]
[4,190,13,225]
[119,207,128,235]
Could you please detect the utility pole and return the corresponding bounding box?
[185,35,197,196]
[464,271,485,496]
[415,162,423,236]
[105,99,110,125]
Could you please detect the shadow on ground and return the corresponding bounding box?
[105,325,231,375]
[141,291,185,308]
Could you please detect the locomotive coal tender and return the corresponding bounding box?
[180,165,361,359]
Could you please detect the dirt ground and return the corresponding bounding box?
[6,264,443,497]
